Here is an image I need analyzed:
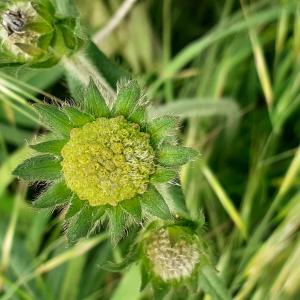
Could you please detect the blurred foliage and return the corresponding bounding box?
[1,0,300,299]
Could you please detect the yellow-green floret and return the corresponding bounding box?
[61,116,156,206]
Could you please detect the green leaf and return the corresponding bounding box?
[140,185,172,220]
[35,104,73,137]
[84,41,131,90]
[30,139,67,155]
[113,80,140,117]
[120,197,142,224]
[148,116,179,146]
[34,180,71,208]
[13,155,62,181]
[84,79,110,117]
[63,107,94,126]
[107,205,127,245]
[158,145,199,167]
[66,204,105,244]
[150,167,177,183]
[198,265,232,300]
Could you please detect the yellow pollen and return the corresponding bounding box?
[61,116,156,206]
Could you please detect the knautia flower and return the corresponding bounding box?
[13,79,199,244]
[0,0,81,67]
[144,226,200,282]
[102,219,209,298]
[140,221,208,294]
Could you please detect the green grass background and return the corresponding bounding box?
[1,0,300,299]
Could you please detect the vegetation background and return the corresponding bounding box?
[1,0,300,299]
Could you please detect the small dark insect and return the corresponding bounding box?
[2,10,26,36]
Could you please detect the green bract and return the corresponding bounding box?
[0,0,81,67]
[13,79,199,244]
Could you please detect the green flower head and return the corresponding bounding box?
[61,116,156,206]
[13,79,199,244]
[0,0,82,67]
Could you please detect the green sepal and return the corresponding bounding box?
[120,197,142,224]
[140,261,151,291]
[30,56,60,68]
[15,43,43,57]
[152,279,170,300]
[31,0,55,23]
[148,116,179,146]
[140,185,172,220]
[150,167,177,183]
[34,104,73,137]
[63,107,94,126]
[66,204,106,244]
[189,270,200,294]
[13,154,62,181]
[51,26,69,56]
[34,180,71,208]
[113,80,140,117]
[158,145,199,167]
[84,79,110,117]
[60,24,78,50]
[107,205,127,245]
[30,139,67,155]
[37,32,54,49]
[25,21,53,34]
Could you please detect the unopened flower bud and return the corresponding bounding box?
[0,0,81,67]
[144,225,201,282]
